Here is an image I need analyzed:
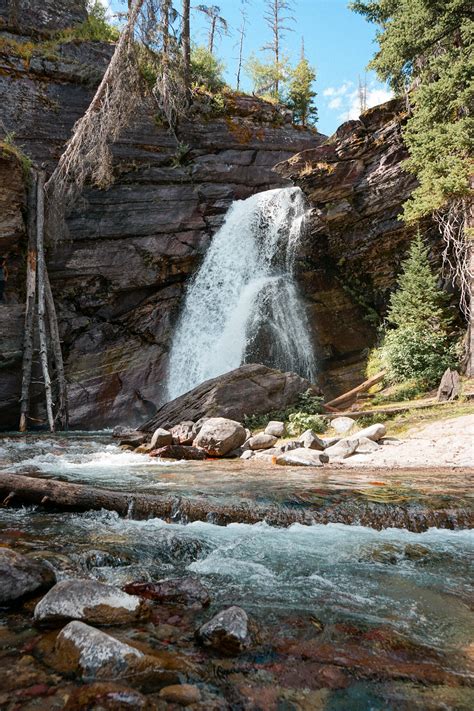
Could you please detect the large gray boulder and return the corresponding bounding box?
[141,364,318,432]
[275,449,328,466]
[0,549,55,604]
[197,606,252,655]
[248,433,278,450]
[356,423,387,441]
[193,418,246,456]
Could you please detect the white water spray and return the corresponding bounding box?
[167,187,316,399]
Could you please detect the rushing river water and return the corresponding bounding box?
[0,434,473,710]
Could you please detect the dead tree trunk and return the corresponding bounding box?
[19,171,38,432]
[181,0,191,102]
[45,271,68,429]
[36,171,55,432]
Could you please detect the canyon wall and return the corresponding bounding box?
[0,1,321,428]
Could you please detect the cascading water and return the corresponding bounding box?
[167,187,316,399]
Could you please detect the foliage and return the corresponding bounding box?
[287,56,318,126]
[287,412,328,436]
[243,390,325,433]
[370,379,427,405]
[191,45,225,91]
[353,412,390,428]
[0,132,32,179]
[245,53,290,100]
[350,0,473,220]
[297,389,325,414]
[368,232,459,387]
[75,0,120,43]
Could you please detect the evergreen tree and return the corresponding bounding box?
[373,233,457,386]
[350,0,472,221]
[387,233,450,330]
[287,47,317,126]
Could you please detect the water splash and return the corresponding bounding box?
[167,187,316,400]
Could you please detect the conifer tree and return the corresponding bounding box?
[287,40,317,126]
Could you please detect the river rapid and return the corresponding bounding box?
[0,433,473,710]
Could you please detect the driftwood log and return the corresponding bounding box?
[0,473,471,532]
[325,371,386,409]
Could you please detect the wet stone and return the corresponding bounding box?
[149,444,206,460]
[0,548,55,604]
[34,579,148,626]
[159,684,202,706]
[197,605,252,655]
[64,682,152,710]
[123,576,211,607]
[150,427,173,449]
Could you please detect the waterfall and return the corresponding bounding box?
[167,187,316,400]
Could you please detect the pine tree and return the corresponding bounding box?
[287,43,317,126]
[374,232,457,386]
[387,232,450,330]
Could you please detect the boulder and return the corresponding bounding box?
[0,549,55,604]
[356,436,380,453]
[197,606,252,655]
[322,436,341,448]
[331,417,356,434]
[123,577,210,607]
[141,364,319,432]
[150,428,173,449]
[149,445,206,460]
[356,423,387,441]
[241,450,254,460]
[34,579,147,626]
[193,417,246,457]
[265,421,285,437]
[170,421,195,446]
[248,433,278,450]
[274,449,328,466]
[55,621,179,685]
[324,438,359,460]
[299,429,325,450]
[192,417,210,436]
[119,431,148,447]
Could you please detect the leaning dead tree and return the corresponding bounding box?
[20,0,190,431]
[434,191,474,376]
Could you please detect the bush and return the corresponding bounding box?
[287,412,328,436]
[191,46,225,92]
[371,378,427,405]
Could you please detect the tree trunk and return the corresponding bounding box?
[324,371,387,409]
[209,16,216,54]
[182,0,191,101]
[45,270,69,429]
[19,170,38,432]
[467,182,474,377]
[36,171,55,432]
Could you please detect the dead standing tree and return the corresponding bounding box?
[20,0,185,431]
[262,0,295,97]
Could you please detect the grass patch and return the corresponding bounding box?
[0,134,32,180]
[385,401,474,436]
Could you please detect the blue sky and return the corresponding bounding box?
[105,1,392,136]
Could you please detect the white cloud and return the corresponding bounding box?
[328,97,342,109]
[325,79,393,123]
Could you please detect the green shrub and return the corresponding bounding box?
[191,46,225,92]
[74,1,119,43]
[287,412,328,436]
[371,378,427,405]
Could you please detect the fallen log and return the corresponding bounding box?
[0,473,471,532]
[326,398,467,420]
[325,371,386,409]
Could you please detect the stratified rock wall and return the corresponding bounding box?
[276,100,438,396]
[0,6,320,428]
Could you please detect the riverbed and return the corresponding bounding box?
[0,433,473,710]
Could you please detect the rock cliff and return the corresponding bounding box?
[276,99,439,396]
[0,1,321,428]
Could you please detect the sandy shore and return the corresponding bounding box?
[345,414,474,468]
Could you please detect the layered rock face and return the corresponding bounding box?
[0,2,320,429]
[276,100,437,396]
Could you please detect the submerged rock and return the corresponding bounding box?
[275,449,328,466]
[197,606,252,655]
[170,421,195,446]
[356,423,387,441]
[149,444,206,460]
[0,549,55,604]
[248,433,278,450]
[159,684,201,706]
[123,577,211,607]
[34,579,147,626]
[265,421,285,437]
[299,429,325,450]
[150,427,173,449]
[64,683,152,710]
[193,417,246,456]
